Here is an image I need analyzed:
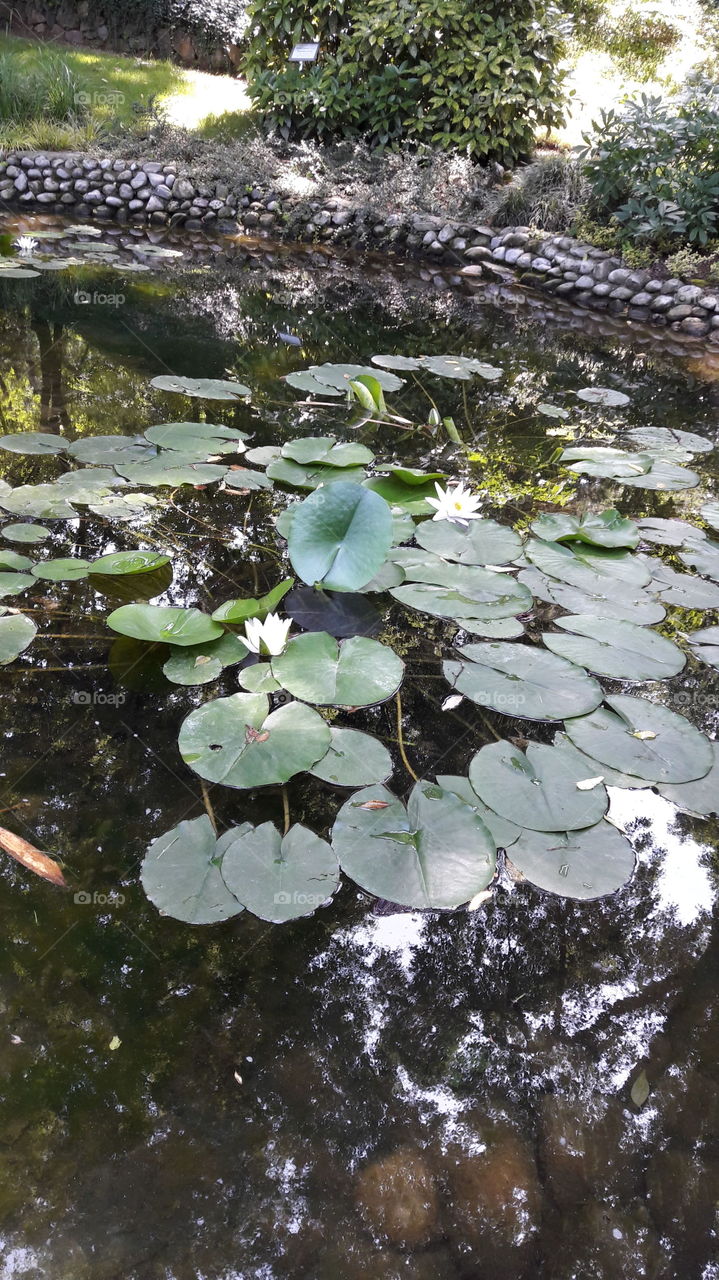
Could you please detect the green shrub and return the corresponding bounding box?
[578,75,719,246]
[605,8,681,81]
[0,47,86,124]
[487,153,588,229]
[664,246,710,279]
[244,0,571,164]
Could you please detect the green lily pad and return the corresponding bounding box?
[551,731,651,790]
[331,780,497,909]
[285,363,404,397]
[543,615,685,680]
[686,625,719,670]
[679,538,719,581]
[575,386,630,407]
[223,466,273,492]
[415,517,522,565]
[700,501,719,531]
[530,509,639,550]
[0,486,77,519]
[0,432,67,456]
[561,447,653,479]
[563,694,713,784]
[150,375,251,401]
[68,436,157,467]
[638,517,706,547]
[271,632,404,706]
[0,573,34,596]
[88,493,159,520]
[163,632,248,686]
[362,475,439,514]
[435,775,521,847]
[619,460,699,491]
[31,557,91,581]
[309,727,393,786]
[221,822,339,922]
[90,551,170,577]
[537,402,570,420]
[391,569,532,624]
[469,740,608,832]
[115,461,229,487]
[375,466,447,486]
[508,822,635,900]
[658,742,719,816]
[212,579,294,625]
[287,483,393,592]
[526,538,650,591]
[141,815,244,924]
[518,567,665,625]
[443,641,602,721]
[625,426,713,455]
[0,613,37,663]
[372,354,502,381]
[237,662,282,693]
[647,560,719,608]
[281,437,374,467]
[1,523,50,545]
[0,550,33,572]
[144,422,248,454]
[107,605,223,647]
[178,692,331,788]
[266,457,367,490]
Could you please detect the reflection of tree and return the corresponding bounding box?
[30,315,69,433]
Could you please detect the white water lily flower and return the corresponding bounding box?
[426,480,482,523]
[243,611,292,656]
[13,235,38,256]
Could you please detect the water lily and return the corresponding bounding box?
[426,480,481,523]
[13,236,38,256]
[243,612,292,656]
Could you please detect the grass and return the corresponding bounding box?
[0,34,251,150]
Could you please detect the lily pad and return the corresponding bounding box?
[116,461,229,487]
[646,560,719,609]
[575,386,630,407]
[563,694,713,783]
[287,482,393,592]
[150,375,250,401]
[144,422,248,455]
[508,822,635,900]
[529,509,639,550]
[619,460,699,491]
[285,363,404,397]
[525,538,650,591]
[362,475,439,514]
[0,550,33,572]
[518,567,665,625]
[638,517,706,547]
[543,615,685,680]
[237,662,281,693]
[435,775,521,847]
[68,436,157,467]
[0,613,37,664]
[91,550,171,577]
[88,493,159,521]
[212,579,294,625]
[0,432,67,456]
[31,557,91,582]
[0,486,78,519]
[178,692,331,788]
[266,457,367,490]
[372,354,502,381]
[163,632,248,686]
[331,780,497,909]
[271,632,404,706]
[686,625,719,670]
[1,523,50,544]
[658,742,719,817]
[141,815,244,924]
[221,822,339,922]
[468,740,608,832]
[391,570,532,624]
[625,426,713,455]
[281,437,374,468]
[443,641,603,721]
[561,446,653,479]
[106,605,223,647]
[700,501,719,531]
[0,573,34,596]
[309,727,393,786]
[679,538,719,581]
[415,517,522,565]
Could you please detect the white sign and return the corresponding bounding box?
[289,42,320,63]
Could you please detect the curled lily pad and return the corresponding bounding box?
[529,509,639,550]
[362,475,440,515]
[212,579,294,625]
[543,615,685,681]
[271,632,404,707]
[150,375,250,401]
[163,632,248,686]
[221,822,339,923]
[469,740,608,832]
[331,780,497,909]
[508,823,635,900]
[287,483,393,592]
[141,815,244,924]
[563,694,713,784]
[178,692,330,788]
[575,386,630,407]
[415,517,522,565]
[0,432,67,455]
[443,641,602,721]
[0,613,37,664]
[106,605,223,647]
[309,727,393,786]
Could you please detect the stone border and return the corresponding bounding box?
[2,149,719,344]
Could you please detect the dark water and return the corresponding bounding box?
[0,216,717,1279]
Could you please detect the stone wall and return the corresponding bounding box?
[3,148,719,344]
[0,1,242,72]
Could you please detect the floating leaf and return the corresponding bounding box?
[575,386,630,407]
[372,354,502,381]
[443,641,602,721]
[362,475,439,514]
[331,781,496,908]
[0,614,37,664]
[237,662,281,693]
[630,1069,650,1108]
[0,550,33,572]
[526,538,650,590]
[435,774,521,847]
[637,517,706,547]
[561,446,653,479]
[287,483,392,592]
[91,550,171,577]
[518,566,665,625]
[144,422,248,454]
[686,625,719,670]
[0,573,33,596]
[415,517,522,565]
[700,501,719,532]
[163,632,248,686]
[0,485,77,519]
[374,465,447,486]
[141,815,244,924]
[212,579,294,625]
[647,560,719,608]
[0,432,67,456]
[88,493,159,521]
[530,509,639,550]
[116,461,229,487]
[625,426,712,455]
[150,375,250,401]
[619,460,699,491]
[31,557,91,582]
[68,435,156,467]
[281,437,374,467]
[679,538,719,581]
[468,740,608,832]
[309,727,393,786]
[537,402,570,420]
[221,822,339,922]
[266,457,367,490]
[564,694,713,784]
[658,742,719,816]
[391,571,531,625]
[178,693,331,788]
[106,605,223,647]
[543,615,685,680]
[271,632,404,706]
[1,523,50,545]
[508,822,635,900]
[285,363,404,397]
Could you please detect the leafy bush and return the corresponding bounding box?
[244,0,571,163]
[487,153,588,229]
[605,8,681,81]
[578,76,719,246]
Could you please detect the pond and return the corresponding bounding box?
[0,214,717,1280]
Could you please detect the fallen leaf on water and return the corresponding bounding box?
[576,776,604,790]
[630,1068,650,1107]
[359,800,390,810]
[467,890,493,911]
[109,1036,121,1051]
[0,825,66,888]
[234,1070,243,1085]
[245,727,270,744]
[442,694,463,711]
[631,730,657,740]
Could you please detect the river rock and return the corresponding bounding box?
[354,1146,440,1247]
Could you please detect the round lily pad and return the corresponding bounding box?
[221,822,339,922]
[31,557,91,581]
[163,632,248,686]
[443,641,602,721]
[415,517,522,565]
[68,436,157,467]
[530,509,639,550]
[563,694,713,784]
[91,551,171,577]
[1,523,50,545]
[141,815,244,924]
[391,572,531,625]
[178,692,331,788]
[331,780,497,909]
[469,740,608,832]
[518,566,665,625]
[115,461,229,487]
[267,457,367,490]
[144,422,248,455]
[658,742,719,817]
[686,626,719,670]
[543,615,685,680]
[150,375,251,400]
[508,822,635,900]
[0,613,37,664]
[575,386,630,407]
[309,727,393,786]
[0,573,34,596]
[281,437,374,468]
[271,632,404,706]
[638,517,706,547]
[106,605,223,647]
[287,482,393,593]
[0,432,67,455]
[0,485,77,519]
[435,774,521,848]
